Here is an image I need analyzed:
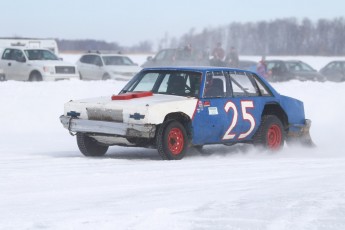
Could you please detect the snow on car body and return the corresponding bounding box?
[60,67,313,160]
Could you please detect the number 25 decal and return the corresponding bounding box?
[222,101,255,140]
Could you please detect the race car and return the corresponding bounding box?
[60,67,313,160]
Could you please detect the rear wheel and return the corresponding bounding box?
[253,115,285,150]
[76,133,108,156]
[156,121,188,160]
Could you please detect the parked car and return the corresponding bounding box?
[238,60,257,70]
[319,61,345,82]
[0,47,79,81]
[141,48,209,67]
[60,67,313,160]
[77,52,141,80]
[266,60,326,82]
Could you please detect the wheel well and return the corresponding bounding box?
[158,112,192,138]
[262,103,288,130]
[29,70,42,80]
[103,73,110,79]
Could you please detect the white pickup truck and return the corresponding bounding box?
[0,47,79,81]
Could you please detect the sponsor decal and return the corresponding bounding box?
[203,101,211,107]
[208,107,218,115]
[198,100,204,111]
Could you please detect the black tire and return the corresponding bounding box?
[156,121,188,160]
[102,73,110,80]
[0,74,6,81]
[29,72,42,81]
[253,115,285,150]
[76,133,108,157]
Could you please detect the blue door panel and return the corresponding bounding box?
[192,97,275,145]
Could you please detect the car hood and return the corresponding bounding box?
[28,60,76,67]
[105,65,142,73]
[64,94,198,124]
[104,65,142,80]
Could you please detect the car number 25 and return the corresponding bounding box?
[222,100,256,140]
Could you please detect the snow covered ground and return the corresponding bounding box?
[1,55,345,230]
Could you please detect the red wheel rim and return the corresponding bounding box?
[168,128,184,155]
[267,124,282,149]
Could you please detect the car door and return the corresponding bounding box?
[192,70,272,145]
[1,48,28,81]
[78,55,103,80]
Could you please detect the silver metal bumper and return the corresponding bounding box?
[59,115,156,138]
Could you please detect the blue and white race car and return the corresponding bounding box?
[60,67,313,160]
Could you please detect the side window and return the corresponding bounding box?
[2,49,13,60]
[80,55,92,64]
[122,57,134,65]
[251,74,272,96]
[332,62,341,71]
[155,50,167,61]
[13,50,25,61]
[266,62,276,71]
[94,56,103,66]
[229,71,259,97]
[159,72,201,97]
[203,71,226,98]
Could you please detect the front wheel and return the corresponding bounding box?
[156,121,188,160]
[253,115,285,150]
[29,72,42,81]
[76,133,108,156]
[102,73,110,80]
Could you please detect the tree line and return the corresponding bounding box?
[56,39,153,53]
[56,17,345,56]
[163,17,345,56]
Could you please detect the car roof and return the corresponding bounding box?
[142,66,250,72]
[1,47,51,51]
[83,52,129,57]
[141,66,279,97]
[266,59,304,63]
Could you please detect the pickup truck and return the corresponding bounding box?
[0,47,79,81]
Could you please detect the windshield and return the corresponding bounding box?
[24,49,59,61]
[121,70,202,98]
[102,56,135,65]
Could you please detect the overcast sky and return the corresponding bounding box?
[0,0,344,46]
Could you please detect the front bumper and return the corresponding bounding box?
[59,115,156,138]
[42,74,79,81]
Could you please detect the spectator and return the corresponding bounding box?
[226,46,239,68]
[257,56,269,78]
[212,42,225,61]
[211,42,226,66]
[183,43,192,58]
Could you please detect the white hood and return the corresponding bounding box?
[29,60,76,67]
[64,94,198,124]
